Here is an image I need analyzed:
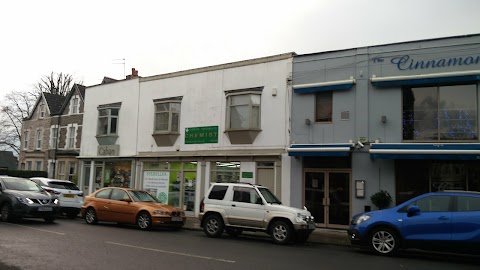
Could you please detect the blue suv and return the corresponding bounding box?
[348,191,480,255]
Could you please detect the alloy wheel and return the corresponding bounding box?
[0,205,10,222]
[137,212,151,230]
[273,223,288,242]
[85,208,97,224]
[371,230,396,254]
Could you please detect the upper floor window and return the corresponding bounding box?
[39,102,46,118]
[315,91,333,122]
[154,100,181,133]
[97,107,119,136]
[226,92,261,130]
[71,96,79,114]
[67,126,76,148]
[36,129,42,149]
[403,84,478,141]
[23,130,29,150]
[50,126,58,149]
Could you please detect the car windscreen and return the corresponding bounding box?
[258,187,282,204]
[128,190,160,203]
[48,181,80,190]
[3,178,43,192]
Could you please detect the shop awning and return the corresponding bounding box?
[370,70,480,87]
[293,78,355,94]
[369,143,480,160]
[287,143,354,157]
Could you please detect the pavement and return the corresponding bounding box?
[184,217,351,246]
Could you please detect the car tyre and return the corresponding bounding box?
[271,220,293,245]
[0,203,14,223]
[137,211,152,231]
[369,227,399,256]
[85,208,98,225]
[203,214,224,238]
[225,227,243,237]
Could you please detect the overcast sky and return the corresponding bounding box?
[1,0,479,101]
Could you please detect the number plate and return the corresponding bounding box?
[172,217,183,222]
[308,223,316,229]
[38,206,53,212]
[63,194,74,198]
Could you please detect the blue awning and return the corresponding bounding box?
[369,143,480,160]
[371,70,480,87]
[293,79,355,94]
[288,143,354,157]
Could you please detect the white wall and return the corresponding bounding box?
[80,79,140,157]
[137,59,292,152]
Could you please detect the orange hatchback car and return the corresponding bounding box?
[81,187,186,230]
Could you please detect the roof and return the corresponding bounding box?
[43,92,67,115]
[58,83,87,114]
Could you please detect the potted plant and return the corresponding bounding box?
[370,190,392,210]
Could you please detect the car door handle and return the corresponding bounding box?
[231,204,236,207]
[438,216,449,220]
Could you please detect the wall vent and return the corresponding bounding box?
[341,111,350,120]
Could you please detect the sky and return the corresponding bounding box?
[1,0,479,101]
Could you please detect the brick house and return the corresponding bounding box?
[18,84,85,181]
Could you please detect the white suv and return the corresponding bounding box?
[30,177,83,219]
[199,182,315,244]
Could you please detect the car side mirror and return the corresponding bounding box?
[256,197,263,205]
[407,205,420,217]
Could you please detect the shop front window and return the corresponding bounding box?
[103,161,132,188]
[211,161,240,183]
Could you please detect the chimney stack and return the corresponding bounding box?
[126,68,139,79]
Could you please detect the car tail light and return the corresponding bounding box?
[43,187,61,195]
[200,199,204,212]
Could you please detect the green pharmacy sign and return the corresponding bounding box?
[185,126,219,144]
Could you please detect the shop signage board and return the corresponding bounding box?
[143,171,170,204]
[185,126,218,144]
[97,145,120,156]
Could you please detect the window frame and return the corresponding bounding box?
[315,91,333,123]
[402,84,478,142]
[71,96,79,114]
[67,126,76,148]
[23,130,29,150]
[97,107,120,136]
[35,161,42,171]
[50,126,58,149]
[153,99,181,134]
[39,102,46,119]
[35,128,42,149]
[225,90,262,130]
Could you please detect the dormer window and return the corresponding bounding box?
[71,96,79,114]
[39,102,46,118]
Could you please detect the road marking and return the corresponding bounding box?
[106,241,236,263]
[10,224,65,235]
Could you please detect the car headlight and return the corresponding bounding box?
[154,210,168,215]
[353,214,371,225]
[296,213,313,223]
[16,197,34,205]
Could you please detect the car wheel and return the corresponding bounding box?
[0,203,14,222]
[137,211,152,231]
[369,227,399,256]
[44,217,55,223]
[226,228,243,237]
[203,214,224,238]
[85,208,98,225]
[271,220,292,244]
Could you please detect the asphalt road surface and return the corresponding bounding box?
[0,218,478,270]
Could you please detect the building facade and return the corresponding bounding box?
[19,84,85,180]
[289,34,480,229]
[78,54,295,217]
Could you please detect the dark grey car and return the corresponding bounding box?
[0,176,60,223]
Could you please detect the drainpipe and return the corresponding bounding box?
[52,114,60,178]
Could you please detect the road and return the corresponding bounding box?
[0,218,478,270]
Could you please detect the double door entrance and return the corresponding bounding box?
[304,170,351,229]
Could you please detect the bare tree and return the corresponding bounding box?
[0,90,36,155]
[31,72,80,96]
[0,72,81,154]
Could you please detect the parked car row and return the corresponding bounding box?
[2,175,479,256]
